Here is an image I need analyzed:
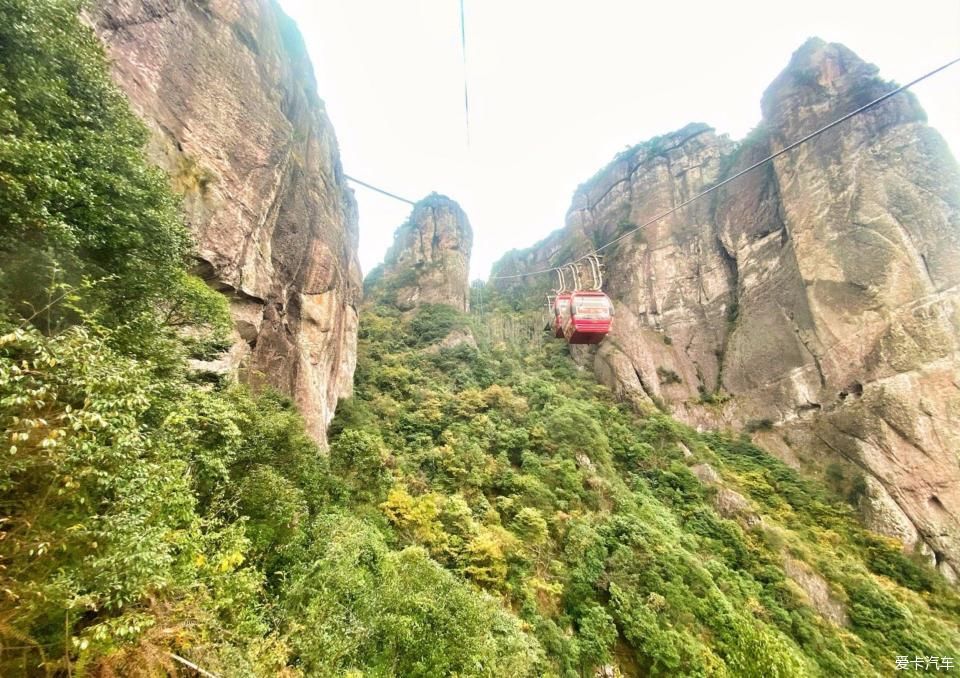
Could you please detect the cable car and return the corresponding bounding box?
[550,257,614,344]
[563,290,614,344]
[553,293,571,338]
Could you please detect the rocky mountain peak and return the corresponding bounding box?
[493,38,960,581]
[762,39,928,150]
[372,193,473,311]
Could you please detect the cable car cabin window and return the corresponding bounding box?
[572,297,612,319]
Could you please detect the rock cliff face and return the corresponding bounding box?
[372,194,473,311]
[89,0,362,442]
[494,39,960,579]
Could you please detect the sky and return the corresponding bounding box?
[278,0,960,280]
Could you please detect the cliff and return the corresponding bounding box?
[89,0,362,441]
[369,193,473,312]
[493,39,960,580]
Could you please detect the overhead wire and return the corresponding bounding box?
[459,0,470,146]
[344,174,416,205]
[490,55,960,280]
[345,1,472,208]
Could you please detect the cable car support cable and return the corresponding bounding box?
[459,0,471,146]
[343,174,417,205]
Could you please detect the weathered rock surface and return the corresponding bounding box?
[90,0,362,442]
[423,328,478,354]
[783,557,849,626]
[689,463,761,527]
[690,462,721,485]
[371,194,473,312]
[494,39,960,575]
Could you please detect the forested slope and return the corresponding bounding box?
[323,295,960,675]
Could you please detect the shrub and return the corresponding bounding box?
[657,366,682,385]
[513,507,550,545]
[285,516,543,676]
[744,418,774,433]
[576,604,618,670]
[329,429,391,500]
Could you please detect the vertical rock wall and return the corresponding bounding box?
[90,0,362,442]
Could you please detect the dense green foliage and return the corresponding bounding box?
[0,0,193,333]
[331,304,960,676]
[2,1,958,676]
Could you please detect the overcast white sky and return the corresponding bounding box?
[278,0,960,279]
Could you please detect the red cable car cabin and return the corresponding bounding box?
[553,293,571,338]
[563,291,613,344]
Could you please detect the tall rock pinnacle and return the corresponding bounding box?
[373,194,473,312]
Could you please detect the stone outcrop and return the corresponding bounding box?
[690,463,761,528]
[493,39,960,577]
[370,194,473,312]
[90,0,362,442]
[783,557,849,626]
